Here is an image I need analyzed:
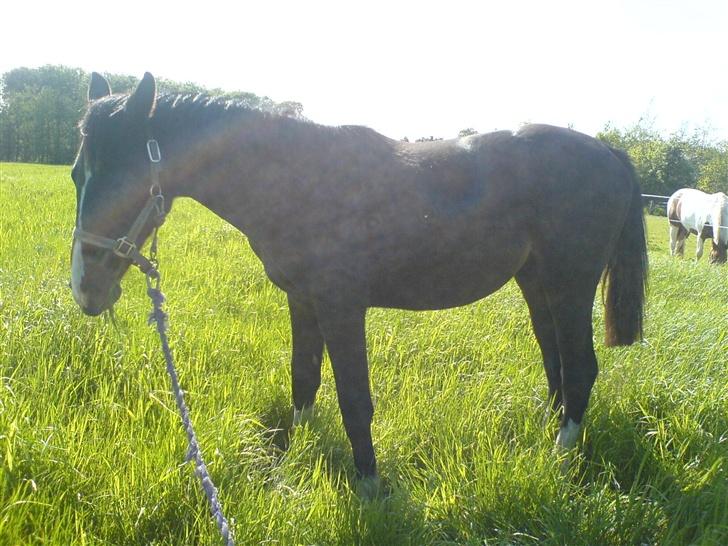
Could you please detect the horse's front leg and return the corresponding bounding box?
[314,300,377,482]
[696,233,706,260]
[288,295,324,425]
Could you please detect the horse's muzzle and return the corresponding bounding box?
[80,283,122,316]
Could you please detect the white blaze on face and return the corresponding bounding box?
[70,159,92,308]
[70,239,87,307]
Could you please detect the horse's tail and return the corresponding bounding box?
[666,190,682,226]
[711,193,728,264]
[602,147,648,347]
[713,193,728,247]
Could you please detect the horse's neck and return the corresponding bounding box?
[159,112,327,234]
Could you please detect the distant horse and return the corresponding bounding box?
[69,73,647,486]
[668,188,728,264]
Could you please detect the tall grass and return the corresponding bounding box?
[1,162,726,545]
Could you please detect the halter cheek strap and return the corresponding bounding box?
[73,138,166,277]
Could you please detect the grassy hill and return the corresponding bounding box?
[1,162,726,545]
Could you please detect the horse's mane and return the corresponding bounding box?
[80,93,282,133]
[87,93,398,159]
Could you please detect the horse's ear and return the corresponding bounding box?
[126,72,157,120]
[88,72,111,101]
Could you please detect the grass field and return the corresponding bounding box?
[1,162,727,545]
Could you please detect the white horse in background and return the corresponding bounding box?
[667,188,728,264]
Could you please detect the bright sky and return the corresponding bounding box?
[2,0,727,141]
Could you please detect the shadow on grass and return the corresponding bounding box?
[580,404,728,545]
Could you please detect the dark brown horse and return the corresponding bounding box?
[70,73,647,488]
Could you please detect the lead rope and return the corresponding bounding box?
[145,228,234,546]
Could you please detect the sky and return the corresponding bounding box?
[2,0,727,141]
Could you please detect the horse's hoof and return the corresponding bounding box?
[557,453,571,476]
[355,475,383,500]
[292,405,315,427]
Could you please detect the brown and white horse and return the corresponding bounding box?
[668,188,728,264]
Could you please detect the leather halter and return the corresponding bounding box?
[73,139,166,278]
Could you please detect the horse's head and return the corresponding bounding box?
[709,242,727,264]
[70,72,163,315]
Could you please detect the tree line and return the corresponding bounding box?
[0,65,302,165]
[2,65,726,196]
[402,125,726,197]
[597,123,727,196]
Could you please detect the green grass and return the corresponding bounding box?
[1,161,727,545]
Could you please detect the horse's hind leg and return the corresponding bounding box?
[312,297,377,481]
[545,281,600,451]
[515,260,562,422]
[676,230,687,256]
[669,224,681,256]
[288,295,324,425]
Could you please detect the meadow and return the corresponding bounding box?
[1,162,726,545]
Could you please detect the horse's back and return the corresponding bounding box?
[505,125,637,261]
[365,125,638,308]
[668,188,717,233]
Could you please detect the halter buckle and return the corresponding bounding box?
[147,139,162,163]
[113,237,137,259]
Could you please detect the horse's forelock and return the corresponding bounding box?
[79,95,129,136]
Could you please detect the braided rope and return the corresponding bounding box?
[146,280,234,546]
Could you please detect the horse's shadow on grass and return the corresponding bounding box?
[245,401,430,542]
[251,397,421,506]
[216,390,727,544]
[256,396,294,453]
[253,395,363,485]
[578,405,728,544]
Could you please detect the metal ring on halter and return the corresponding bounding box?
[145,269,161,289]
[151,194,166,225]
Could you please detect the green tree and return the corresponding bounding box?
[696,143,728,194]
[0,65,304,165]
[598,122,726,196]
[0,65,86,163]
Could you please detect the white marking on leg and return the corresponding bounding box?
[293,405,314,427]
[555,418,581,450]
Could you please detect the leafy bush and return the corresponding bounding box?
[598,122,727,196]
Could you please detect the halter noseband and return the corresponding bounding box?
[73,138,166,278]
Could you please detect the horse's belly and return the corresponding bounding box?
[368,240,529,310]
